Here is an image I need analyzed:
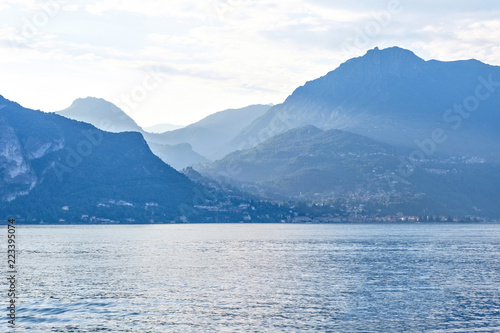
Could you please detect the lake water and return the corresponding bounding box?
[2,223,500,332]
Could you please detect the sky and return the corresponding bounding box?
[0,0,500,126]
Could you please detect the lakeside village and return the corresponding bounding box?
[5,172,495,224]
[72,203,494,224]
[8,194,494,224]
[27,212,496,224]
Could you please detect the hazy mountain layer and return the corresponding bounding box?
[147,104,272,159]
[57,97,210,169]
[232,47,500,161]
[200,125,500,217]
[149,142,209,170]
[58,97,144,133]
[58,98,272,168]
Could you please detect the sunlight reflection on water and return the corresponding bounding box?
[1,223,499,332]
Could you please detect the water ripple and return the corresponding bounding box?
[0,223,498,332]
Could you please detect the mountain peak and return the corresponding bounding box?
[71,96,113,107]
[320,46,426,83]
[347,46,425,71]
[366,46,418,57]
[58,97,143,133]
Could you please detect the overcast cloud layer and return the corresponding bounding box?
[1,0,499,125]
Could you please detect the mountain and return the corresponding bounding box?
[57,97,208,170]
[58,97,144,133]
[231,47,500,161]
[199,125,500,218]
[143,123,184,133]
[0,95,204,222]
[149,142,209,170]
[147,104,272,160]
[200,125,403,195]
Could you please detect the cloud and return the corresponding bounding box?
[84,0,209,19]
[142,64,232,81]
[412,19,500,64]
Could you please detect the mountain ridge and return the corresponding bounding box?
[199,124,500,217]
[144,104,272,159]
[1,95,202,222]
[231,46,500,161]
[58,97,144,133]
[56,97,213,169]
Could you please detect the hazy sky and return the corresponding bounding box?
[1,0,499,126]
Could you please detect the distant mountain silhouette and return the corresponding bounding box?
[149,142,209,170]
[147,104,272,160]
[232,47,500,161]
[57,97,208,169]
[58,97,144,133]
[58,99,272,168]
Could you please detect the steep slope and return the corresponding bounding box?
[57,97,208,169]
[58,97,144,133]
[199,125,500,217]
[147,104,272,159]
[200,125,402,193]
[0,95,202,222]
[149,142,209,170]
[232,47,500,161]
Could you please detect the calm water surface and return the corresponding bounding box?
[1,223,500,332]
